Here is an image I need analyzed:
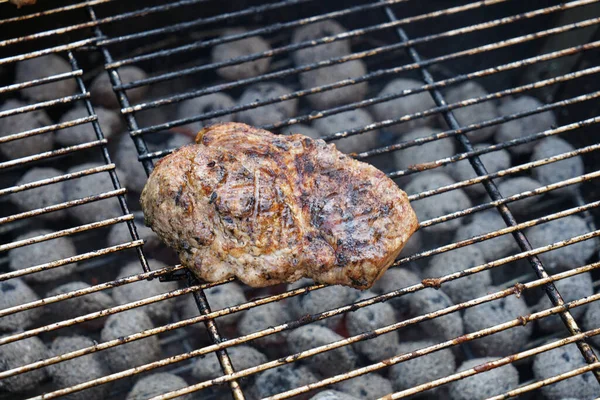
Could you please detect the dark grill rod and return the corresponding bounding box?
[6,228,598,384]
[0,38,96,66]
[143,262,600,400]
[109,0,500,71]
[0,70,82,95]
[118,0,594,92]
[66,51,150,273]
[129,22,600,135]
[0,0,113,25]
[87,6,245,398]
[383,3,600,382]
[0,115,95,144]
[0,139,106,170]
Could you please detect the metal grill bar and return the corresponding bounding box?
[0,70,82,95]
[0,38,96,65]
[0,0,113,25]
[0,139,106,170]
[0,115,96,144]
[385,3,600,383]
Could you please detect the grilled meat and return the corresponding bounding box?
[140,122,418,289]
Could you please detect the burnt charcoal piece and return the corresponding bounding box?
[495,176,541,215]
[176,93,237,134]
[11,167,67,221]
[392,127,456,172]
[448,357,519,400]
[0,336,48,393]
[309,391,361,400]
[407,288,464,341]
[126,373,192,400]
[15,54,77,102]
[291,20,351,65]
[334,373,393,399]
[191,345,267,381]
[90,66,148,109]
[583,300,600,348]
[141,122,418,289]
[237,301,291,347]
[532,136,584,197]
[371,267,421,310]
[237,83,298,127]
[255,364,317,398]
[312,109,379,154]
[0,99,54,159]
[0,279,43,332]
[56,105,122,147]
[212,28,271,81]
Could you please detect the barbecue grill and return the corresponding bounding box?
[1,0,600,399]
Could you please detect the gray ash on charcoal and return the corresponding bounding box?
[111,260,178,324]
[0,335,48,393]
[406,288,464,341]
[448,357,519,400]
[526,215,597,272]
[291,20,350,65]
[191,345,267,382]
[9,229,77,283]
[463,289,532,357]
[48,335,111,400]
[334,373,393,399]
[46,281,115,331]
[533,272,593,332]
[531,136,584,197]
[309,390,360,400]
[371,78,437,135]
[312,109,379,154]
[371,267,421,310]
[346,291,399,363]
[495,95,557,155]
[126,372,192,400]
[443,81,499,143]
[424,245,492,304]
[389,340,456,396]
[237,83,298,126]
[176,93,237,134]
[15,54,77,102]
[288,325,358,376]
[237,301,291,348]
[100,309,161,372]
[111,135,149,194]
[107,221,162,253]
[63,163,127,224]
[11,167,67,221]
[0,279,43,332]
[391,127,456,173]
[287,279,359,329]
[56,105,122,147]
[405,172,472,234]
[90,66,148,109]
[255,364,317,398]
[496,176,542,215]
[532,342,599,399]
[0,99,54,159]
[583,300,600,348]
[212,28,271,81]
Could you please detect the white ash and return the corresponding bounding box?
[176,93,237,133]
[443,81,499,143]
[424,245,492,304]
[48,336,111,400]
[11,167,67,221]
[0,99,54,159]
[100,309,161,372]
[179,282,247,333]
[126,372,191,400]
[531,136,584,197]
[448,357,519,400]
[299,61,369,109]
[448,144,511,197]
[237,83,298,126]
[46,281,115,331]
[288,325,358,376]
[0,279,43,332]
[311,109,379,154]
[255,364,317,398]
[107,221,161,252]
[463,290,532,357]
[191,345,267,381]
[63,163,127,224]
[334,373,393,399]
[454,209,520,263]
[533,272,593,332]
[111,260,178,324]
[495,95,556,155]
[9,229,77,283]
[405,172,472,234]
[291,20,351,65]
[15,54,77,102]
[0,335,48,393]
[212,28,271,81]
[583,300,600,348]
[391,127,456,172]
[407,288,464,340]
[371,78,437,135]
[309,390,360,400]
[346,291,399,362]
[281,123,321,137]
[371,268,421,311]
[237,301,291,348]
[389,340,456,395]
[287,280,359,329]
[532,342,598,399]
[90,66,148,109]
[496,176,541,215]
[526,215,596,272]
[56,105,122,147]
[112,134,147,193]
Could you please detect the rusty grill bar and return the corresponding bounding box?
[1,0,600,399]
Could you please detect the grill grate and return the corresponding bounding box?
[1,0,600,399]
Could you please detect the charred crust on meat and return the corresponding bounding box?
[208,192,217,204]
[174,185,185,207]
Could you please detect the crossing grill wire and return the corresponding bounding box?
[1,0,600,399]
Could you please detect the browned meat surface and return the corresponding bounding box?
[9,0,37,7]
[141,123,418,289]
